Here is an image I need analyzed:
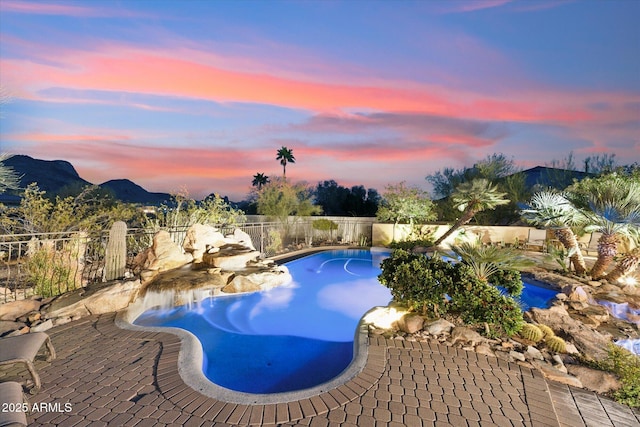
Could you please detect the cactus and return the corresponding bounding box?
[545,336,567,353]
[104,221,127,281]
[537,323,555,339]
[519,323,544,343]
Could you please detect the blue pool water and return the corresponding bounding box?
[507,280,558,311]
[134,249,393,393]
[134,249,558,393]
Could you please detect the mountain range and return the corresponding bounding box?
[1,155,171,205]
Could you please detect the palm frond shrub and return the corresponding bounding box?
[449,239,533,296]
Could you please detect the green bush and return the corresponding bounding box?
[378,250,454,317]
[448,263,523,337]
[388,238,434,251]
[491,268,523,297]
[378,249,524,336]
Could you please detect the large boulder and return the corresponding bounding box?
[565,364,620,394]
[222,267,291,294]
[183,224,226,261]
[134,231,193,283]
[232,229,256,251]
[532,360,583,388]
[397,313,424,334]
[202,244,261,270]
[46,279,143,320]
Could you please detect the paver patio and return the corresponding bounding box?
[1,313,638,426]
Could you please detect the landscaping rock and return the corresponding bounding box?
[222,268,291,294]
[7,326,30,336]
[525,345,544,361]
[449,326,484,347]
[232,229,256,251]
[510,351,526,362]
[0,320,26,337]
[565,365,621,394]
[397,313,424,334]
[528,306,611,360]
[31,319,53,332]
[223,275,264,293]
[424,319,455,336]
[532,360,582,388]
[475,343,495,357]
[46,279,142,319]
[551,355,568,373]
[0,299,41,321]
[563,285,589,302]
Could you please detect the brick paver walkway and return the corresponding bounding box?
[1,313,638,426]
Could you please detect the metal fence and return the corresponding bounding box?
[0,218,373,303]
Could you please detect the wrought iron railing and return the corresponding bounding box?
[0,218,374,303]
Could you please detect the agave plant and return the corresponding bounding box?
[521,191,587,275]
[434,179,509,247]
[449,239,535,283]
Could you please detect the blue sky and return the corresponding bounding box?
[1,0,639,200]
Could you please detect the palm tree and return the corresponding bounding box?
[276,146,295,178]
[571,178,640,279]
[251,173,269,190]
[433,179,509,247]
[604,248,639,283]
[521,191,587,275]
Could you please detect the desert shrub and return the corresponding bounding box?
[265,228,283,256]
[312,219,339,242]
[378,249,524,336]
[25,236,86,297]
[589,344,640,407]
[2,183,142,234]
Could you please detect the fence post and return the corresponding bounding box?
[259,223,263,254]
[104,221,127,281]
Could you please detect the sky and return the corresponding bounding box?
[0,0,639,201]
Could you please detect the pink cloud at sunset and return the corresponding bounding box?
[1,0,638,201]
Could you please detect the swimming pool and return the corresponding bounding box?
[134,248,392,394]
[131,248,558,395]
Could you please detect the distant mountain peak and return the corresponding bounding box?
[1,155,171,205]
